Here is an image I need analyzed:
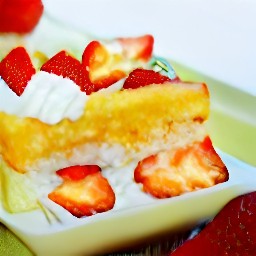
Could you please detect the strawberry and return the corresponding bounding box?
[0,0,44,34]
[93,70,126,91]
[82,41,109,73]
[40,51,95,95]
[48,165,115,218]
[134,137,228,198]
[0,46,36,96]
[118,35,154,61]
[123,68,171,89]
[170,191,256,256]
[82,40,126,90]
[56,165,101,181]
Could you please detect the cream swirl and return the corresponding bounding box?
[0,71,125,125]
[0,71,88,124]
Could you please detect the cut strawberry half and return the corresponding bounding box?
[82,40,126,90]
[118,35,154,61]
[123,68,171,89]
[40,51,95,95]
[82,41,109,72]
[170,191,256,255]
[0,46,36,96]
[48,165,115,218]
[134,137,228,198]
[0,0,44,34]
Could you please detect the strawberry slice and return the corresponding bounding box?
[48,165,115,218]
[118,35,154,61]
[82,41,109,73]
[123,68,171,89]
[93,70,126,91]
[40,51,95,95]
[82,40,126,90]
[170,191,256,255]
[0,47,36,96]
[0,0,44,34]
[134,137,228,198]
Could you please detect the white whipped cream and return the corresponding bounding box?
[0,71,88,124]
[0,71,125,125]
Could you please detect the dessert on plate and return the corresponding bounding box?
[0,0,229,219]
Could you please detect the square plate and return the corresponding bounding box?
[0,62,255,255]
[1,152,256,255]
[1,1,256,255]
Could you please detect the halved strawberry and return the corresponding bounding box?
[0,46,36,96]
[170,191,256,255]
[82,41,109,73]
[0,0,44,34]
[40,51,95,95]
[118,35,154,61]
[123,68,171,89]
[82,40,126,90]
[48,165,115,218]
[134,137,228,198]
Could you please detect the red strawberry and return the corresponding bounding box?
[82,41,108,72]
[0,46,35,96]
[134,137,228,198]
[93,70,126,91]
[48,165,115,218]
[0,0,44,34]
[82,41,126,90]
[123,68,171,89]
[40,51,95,95]
[118,35,154,61]
[56,165,101,181]
[170,191,256,256]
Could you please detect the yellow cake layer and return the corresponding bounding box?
[0,82,209,173]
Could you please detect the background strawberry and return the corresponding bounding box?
[0,0,44,33]
[170,191,256,256]
[118,35,154,61]
[0,47,35,96]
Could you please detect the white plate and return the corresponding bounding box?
[1,1,255,255]
[1,152,256,255]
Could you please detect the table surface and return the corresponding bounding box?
[0,221,201,255]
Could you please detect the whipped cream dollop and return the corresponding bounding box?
[0,71,89,124]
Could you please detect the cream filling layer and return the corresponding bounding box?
[26,121,207,173]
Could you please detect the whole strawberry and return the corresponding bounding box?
[170,191,256,256]
[0,0,44,33]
